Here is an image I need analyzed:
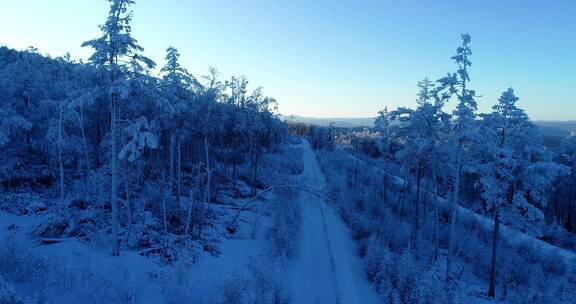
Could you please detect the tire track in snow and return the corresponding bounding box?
[318,200,342,304]
[285,139,379,304]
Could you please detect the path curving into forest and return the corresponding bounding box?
[285,140,380,304]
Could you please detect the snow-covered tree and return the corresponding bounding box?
[551,135,576,228]
[82,0,156,256]
[437,33,479,280]
[374,107,395,159]
[389,78,450,249]
[477,88,567,297]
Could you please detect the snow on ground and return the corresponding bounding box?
[285,140,380,304]
[0,196,271,303]
[186,209,271,303]
[1,140,380,304]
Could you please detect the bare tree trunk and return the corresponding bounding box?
[162,169,168,235]
[95,108,101,169]
[177,136,181,209]
[251,200,260,240]
[383,172,388,204]
[24,94,31,146]
[58,105,65,207]
[432,169,440,262]
[411,164,422,249]
[169,134,174,197]
[422,179,429,232]
[111,95,120,256]
[185,188,196,237]
[253,147,260,196]
[399,176,408,223]
[446,145,461,280]
[199,136,211,239]
[77,106,90,185]
[124,174,131,227]
[354,158,359,188]
[488,211,500,298]
[250,141,257,197]
[80,107,90,170]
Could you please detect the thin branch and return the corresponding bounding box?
[227,183,326,230]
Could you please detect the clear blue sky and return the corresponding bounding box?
[1,0,574,120]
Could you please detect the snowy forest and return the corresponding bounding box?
[1,1,575,303]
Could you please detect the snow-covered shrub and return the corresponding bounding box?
[33,201,106,242]
[417,268,463,304]
[499,252,532,290]
[376,213,411,254]
[539,225,576,250]
[540,251,567,277]
[215,258,287,304]
[33,212,71,238]
[561,267,576,302]
[0,236,77,300]
[0,237,51,285]
[171,259,191,286]
[215,273,250,304]
[135,232,203,263]
[393,252,420,303]
[0,193,47,215]
[0,276,21,304]
[456,229,491,278]
[509,240,538,264]
[0,277,44,304]
[74,170,110,208]
[256,144,304,187]
[364,236,393,284]
[267,195,300,258]
[349,132,382,158]
[502,265,576,304]
[159,265,192,304]
[78,267,142,304]
[246,257,287,304]
[369,249,462,304]
[161,284,187,304]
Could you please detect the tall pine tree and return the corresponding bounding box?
[82,0,155,256]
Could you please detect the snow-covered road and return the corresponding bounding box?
[286,140,379,304]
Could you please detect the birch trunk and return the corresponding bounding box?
[111,94,120,256]
[124,175,131,227]
[199,136,211,239]
[177,136,181,208]
[77,106,90,186]
[58,105,65,206]
[185,188,196,237]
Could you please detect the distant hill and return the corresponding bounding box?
[533,121,576,148]
[280,115,374,128]
[533,121,576,137]
[281,115,576,136]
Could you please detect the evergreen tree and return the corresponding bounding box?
[82,0,155,256]
[438,33,479,280]
[552,135,576,228]
[390,78,450,250]
[478,88,567,297]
